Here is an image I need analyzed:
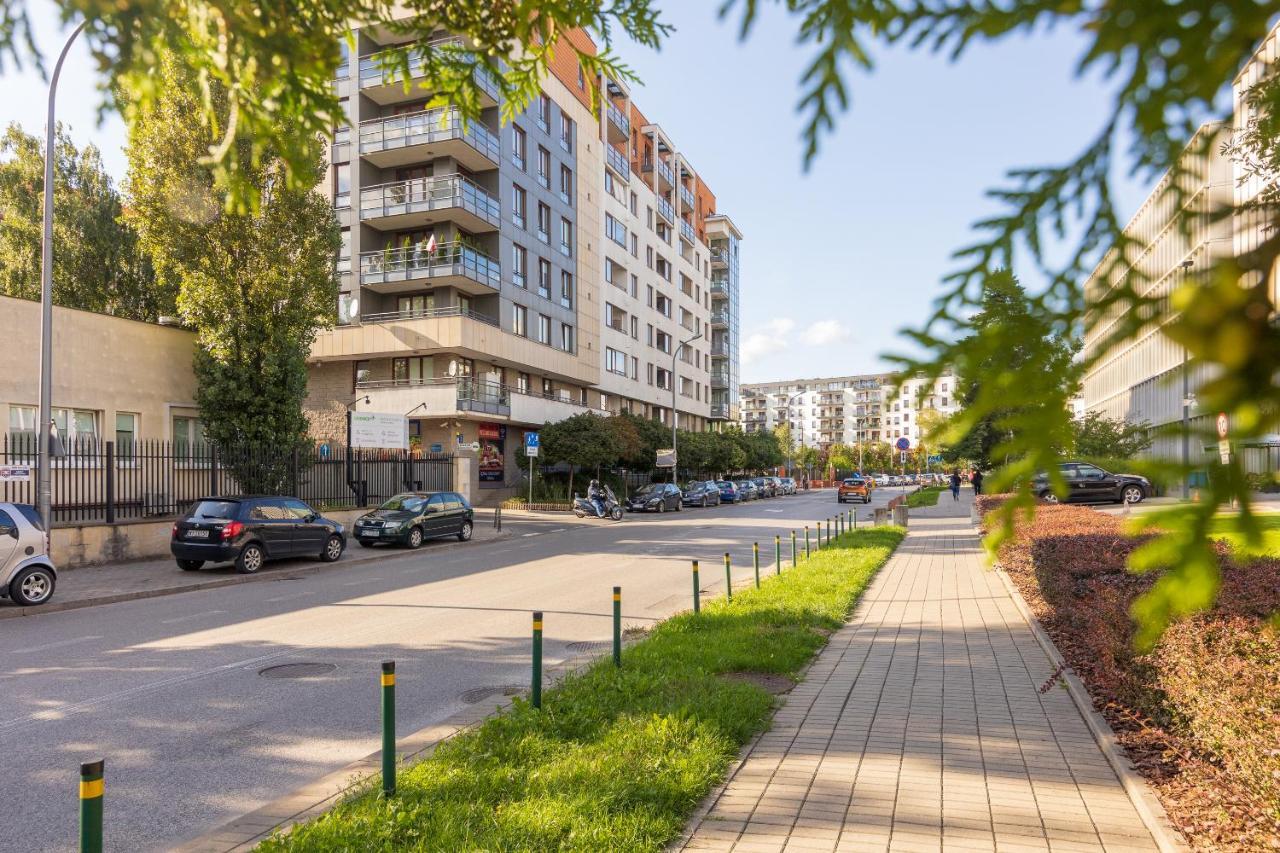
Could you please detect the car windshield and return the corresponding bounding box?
[844,479,863,486]
[684,483,704,491]
[380,494,428,512]
[717,481,734,488]
[633,484,659,497]
[191,500,239,519]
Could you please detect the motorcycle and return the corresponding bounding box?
[572,486,624,521]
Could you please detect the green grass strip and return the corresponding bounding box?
[1209,512,1280,558]
[259,526,905,853]
[906,486,942,508]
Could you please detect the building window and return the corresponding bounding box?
[511,243,527,288]
[630,316,639,339]
[337,229,351,274]
[537,94,551,131]
[513,303,528,337]
[537,313,551,344]
[172,415,206,460]
[630,273,638,298]
[512,124,526,170]
[115,412,138,456]
[560,271,574,308]
[512,183,526,229]
[646,246,653,268]
[630,233,638,257]
[333,163,350,208]
[353,360,371,390]
[606,347,627,375]
[605,214,627,247]
[537,258,551,298]
[537,203,551,243]
[577,62,586,90]
[536,145,550,188]
[6,405,35,446]
[392,356,432,384]
[560,322,575,352]
[559,217,573,256]
[605,302,625,332]
[559,165,573,205]
[629,191,638,215]
[517,372,530,394]
[559,114,574,152]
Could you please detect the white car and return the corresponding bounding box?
[0,503,57,606]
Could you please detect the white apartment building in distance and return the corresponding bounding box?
[739,373,960,450]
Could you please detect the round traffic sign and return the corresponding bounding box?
[895,437,911,451]
[1216,412,1229,440]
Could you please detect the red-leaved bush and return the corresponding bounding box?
[987,503,1280,849]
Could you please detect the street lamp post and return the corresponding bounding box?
[36,20,87,527]
[670,330,702,483]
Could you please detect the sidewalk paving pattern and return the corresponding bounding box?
[683,494,1160,853]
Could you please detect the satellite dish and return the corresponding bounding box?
[447,360,458,376]
[346,296,359,322]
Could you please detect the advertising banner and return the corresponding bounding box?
[350,412,409,450]
[479,422,506,484]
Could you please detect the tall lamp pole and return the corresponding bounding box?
[785,392,803,476]
[1179,258,1193,499]
[37,20,87,527]
[670,330,702,483]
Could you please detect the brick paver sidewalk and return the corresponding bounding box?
[682,491,1160,853]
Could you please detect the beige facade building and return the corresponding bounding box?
[0,295,200,454]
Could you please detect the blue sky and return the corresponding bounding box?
[2,1,1154,383]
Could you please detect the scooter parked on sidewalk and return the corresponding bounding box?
[572,485,624,521]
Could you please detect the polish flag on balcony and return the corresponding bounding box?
[424,233,438,255]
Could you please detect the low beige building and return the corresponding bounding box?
[0,295,200,452]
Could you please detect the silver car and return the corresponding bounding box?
[0,503,57,606]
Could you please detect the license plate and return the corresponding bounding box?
[186,530,210,539]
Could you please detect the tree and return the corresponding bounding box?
[1071,412,1154,460]
[0,122,162,319]
[612,411,668,472]
[540,412,622,499]
[126,50,338,483]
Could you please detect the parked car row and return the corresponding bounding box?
[625,476,800,513]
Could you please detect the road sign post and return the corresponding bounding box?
[525,432,539,506]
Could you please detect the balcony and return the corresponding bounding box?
[710,310,729,328]
[359,175,500,233]
[359,107,500,172]
[605,145,630,182]
[710,247,728,267]
[606,102,629,142]
[710,371,730,389]
[710,277,729,297]
[655,196,674,225]
[359,242,500,296]
[710,403,731,420]
[359,40,499,107]
[641,157,674,189]
[351,376,610,425]
[679,184,695,210]
[679,219,697,245]
[710,342,730,356]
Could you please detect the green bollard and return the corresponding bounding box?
[612,586,622,668]
[532,612,544,709]
[79,759,104,853]
[753,542,761,589]
[380,661,396,796]
[692,560,701,614]
[853,507,857,529]
[827,518,832,544]
[804,526,810,559]
[791,530,797,568]
[724,552,733,602]
[775,535,782,576]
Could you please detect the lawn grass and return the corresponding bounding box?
[1209,512,1280,558]
[258,526,905,853]
[906,486,942,508]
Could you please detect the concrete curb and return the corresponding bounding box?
[171,633,649,852]
[991,565,1190,853]
[0,529,513,621]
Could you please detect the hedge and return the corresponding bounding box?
[985,504,1280,847]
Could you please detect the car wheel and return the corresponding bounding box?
[407,526,424,549]
[657,501,665,513]
[1122,485,1145,504]
[675,500,682,512]
[9,565,55,606]
[176,559,203,572]
[319,534,344,563]
[1039,491,1059,504]
[864,496,871,504]
[701,497,708,508]
[235,543,265,575]
[458,520,473,541]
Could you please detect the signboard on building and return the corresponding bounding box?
[0,466,31,482]
[656,448,676,468]
[478,422,506,484]
[349,412,408,450]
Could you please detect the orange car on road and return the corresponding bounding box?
[837,477,872,504]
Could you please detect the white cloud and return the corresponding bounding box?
[741,317,795,364]
[806,320,848,347]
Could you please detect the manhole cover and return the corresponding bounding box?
[565,640,611,653]
[259,663,337,679]
[459,685,523,704]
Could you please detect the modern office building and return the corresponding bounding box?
[738,372,959,450]
[304,26,741,498]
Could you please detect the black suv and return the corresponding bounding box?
[1035,462,1151,505]
[626,483,683,513]
[681,481,722,507]
[354,492,474,548]
[171,496,346,574]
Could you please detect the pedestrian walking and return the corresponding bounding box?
[971,469,984,496]
[949,471,961,501]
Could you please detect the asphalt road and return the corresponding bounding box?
[0,486,905,852]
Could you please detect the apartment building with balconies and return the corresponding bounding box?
[739,372,959,451]
[707,215,743,423]
[306,26,606,498]
[591,75,741,430]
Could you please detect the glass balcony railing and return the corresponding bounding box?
[709,247,728,266]
[642,157,674,186]
[605,145,630,181]
[680,219,696,244]
[679,184,695,209]
[359,175,501,227]
[710,342,730,356]
[710,278,729,296]
[359,39,499,100]
[710,403,731,419]
[457,378,511,416]
[655,196,674,224]
[606,102,630,135]
[359,107,500,164]
[359,241,500,291]
[710,310,729,326]
[355,304,500,327]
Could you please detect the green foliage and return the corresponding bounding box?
[256,527,904,852]
[906,486,942,508]
[1071,411,1153,460]
[125,51,338,487]
[539,411,623,497]
[0,1,669,212]
[0,122,162,318]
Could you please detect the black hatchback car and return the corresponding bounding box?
[1035,462,1151,504]
[626,482,683,513]
[171,496,346,574]
[681,480,722,507]
[354,492,474,548]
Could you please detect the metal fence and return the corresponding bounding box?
[0,436,453,526]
